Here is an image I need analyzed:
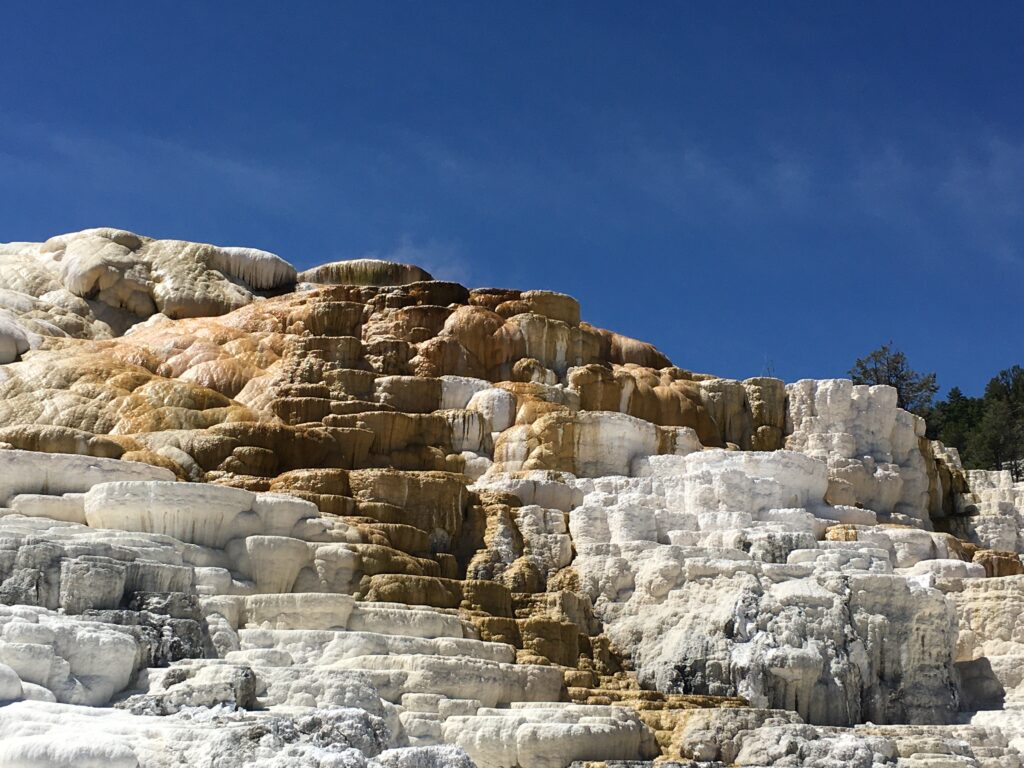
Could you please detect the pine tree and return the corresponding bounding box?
[928,386,985,463]
[974,367,1024,480]
[849,342,938,416]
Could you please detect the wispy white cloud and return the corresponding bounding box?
[609,139,824,222]
[5,112,1022,273]
[940,137,1024,265]
[0,116,314,222]
[767,152,815,213]
[1,117,486,280]
[47,130,306,214]
[942,138,1024,218]
[399,118,1024,272]
[616,143,755,213]
[850,136,1024,266]
[359,235,473,285]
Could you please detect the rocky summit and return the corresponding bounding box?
[0,227,1023,767]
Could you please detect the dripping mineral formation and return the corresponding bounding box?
[0,228,1022,766]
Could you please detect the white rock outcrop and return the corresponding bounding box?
[0,449,175,506]
[551,450,960,726]
[963,469,1024,552]
[0,229,297,343]
[786,379,931,523]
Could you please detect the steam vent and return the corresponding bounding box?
[1,227,1024,767]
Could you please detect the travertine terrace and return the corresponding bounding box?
[1,228,1023,766]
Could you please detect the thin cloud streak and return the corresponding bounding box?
[0,117,317,222]
[359,236,473,286]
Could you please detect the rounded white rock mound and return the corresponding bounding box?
[82,481,322,549]
[0,314,37,364]
[0,228,298,330]
[0,450,176,507]
[0,662,23,702]
[0,735,139,768]
[299,259,433,286]
[649,448,831,516]
[213,246,297,291]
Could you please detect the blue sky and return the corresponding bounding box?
[1,2,1022,395]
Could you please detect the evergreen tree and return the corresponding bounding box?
[928,366,1024,479]
[849,342,938,416]
[985,365,1024,405]
[974,366,1024,480]
[928,386,985,463]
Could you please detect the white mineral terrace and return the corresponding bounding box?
[0,230,1022,767]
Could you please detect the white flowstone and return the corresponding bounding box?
[0,312,36,363]
[1,228,297,325]
[238,627,516,666]
[0,450,175,506]
[786,379,932,522]
[571,411,663,477]
[85,482,258,548]
[466,387,517,433]
[963,469,1024,552]
[0,661,23,702]
[0,699,462,768]
[8,493,87,524]
[443,703,658,768]
[439,376,491,410]
[0,606,143,706]
[333,654,563,709]
[486,445,961,727]
[212,246,297,291]
[234,592,356,630]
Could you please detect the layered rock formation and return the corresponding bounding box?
[1,228,1023,767]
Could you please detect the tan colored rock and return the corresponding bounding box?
[519,616,580,667]
[567,364,721,445]
[269,468,352,496]
[0,424,127,459]
[971,549,1024,577]
[362,304,453,346]
[743,376,786,450]
[825,524,860,542]
[495,290,581,326]
[361,574,513,618]
[347,469,469,548]
[326,412,450,464]
[413,305,670,382]
[351,543,440,578]
[373,375,442,413]
[299,259,432,286]
[363,574,463,608]
[0,349,261,439]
